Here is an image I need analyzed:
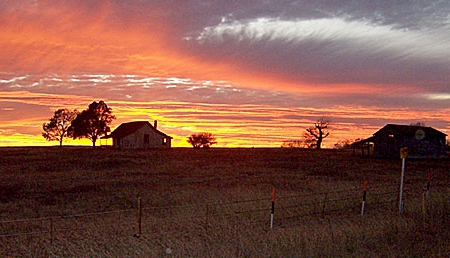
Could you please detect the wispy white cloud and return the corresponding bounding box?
[195,17,450,63]
[426,93,450,100]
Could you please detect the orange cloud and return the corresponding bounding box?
[0,91,95,110]
[0,1,329,95]
[1,3,164,73]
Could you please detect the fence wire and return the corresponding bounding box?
[0,185,447,242]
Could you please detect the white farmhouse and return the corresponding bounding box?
[102,120,172,149]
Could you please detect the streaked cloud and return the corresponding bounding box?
[195,17,450,63]
[426,93,450,100]
[1,73,448,147]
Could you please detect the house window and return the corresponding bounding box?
[144,134,149,144]
[162,138,167,145]
[388,134,394,138]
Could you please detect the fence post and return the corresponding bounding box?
[399,147,408,214]
[322,193,328,216]
[134,195,142,237]
[205,204,209,233]
[361,180,368,216]
[426,172,431,201]
[270,188,276,230]
[422,173,431,223]
[422,191,427,224]
[50,217,54,244]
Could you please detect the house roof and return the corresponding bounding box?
[101,121,172,139]
[352,124,446,146]
[374,124,447,137]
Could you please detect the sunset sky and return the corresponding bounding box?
[1,0,449,147]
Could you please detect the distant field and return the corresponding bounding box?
[1,147,449,257]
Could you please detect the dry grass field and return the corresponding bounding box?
[0,147,449,257]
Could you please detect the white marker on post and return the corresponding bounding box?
[399,147,408,214]
[270,188,276,230]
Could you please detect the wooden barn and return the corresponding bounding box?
[101,120,172,149]
[354,124,447,158]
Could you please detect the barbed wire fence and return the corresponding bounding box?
[1,181,447,248]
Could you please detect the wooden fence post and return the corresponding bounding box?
[322,193,328,216]
[50,218,54,244]
[205,204,209,233]
[134,195,142,237]
[422,173,431,223]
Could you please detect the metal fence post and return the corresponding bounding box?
[270,188,276,230]
[361,180,368,216]
[399,147,408,214]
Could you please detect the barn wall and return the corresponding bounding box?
[404,135,446,158]
[373,127,446,158]
[373,127,400,158]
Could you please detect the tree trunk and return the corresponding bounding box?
[316,138,322,149]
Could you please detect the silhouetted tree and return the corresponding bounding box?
[302,132,317,149]
[281,140,303,148]
[334,138,364,149]
[42,108,78,147]
[306,118,330,150]
[187,132,217,149]
[281,138,315,148]
[69,101,115,147]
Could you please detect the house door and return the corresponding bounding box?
[144,134,150,149]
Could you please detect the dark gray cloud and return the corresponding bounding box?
[176,0,450,93]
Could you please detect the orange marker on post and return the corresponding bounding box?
[271,187,276,202]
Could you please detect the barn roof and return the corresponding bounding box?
[374,124,447,137]
[352,136,375,146]
[352,124,446,146]
[102,121,172,139]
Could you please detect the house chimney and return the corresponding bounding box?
[154,120,157,129]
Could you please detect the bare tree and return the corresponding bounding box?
[306,118,330,150]
[187,132,217,149]
[42,108,78,147]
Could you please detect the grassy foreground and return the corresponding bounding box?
[0,147,449,257]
